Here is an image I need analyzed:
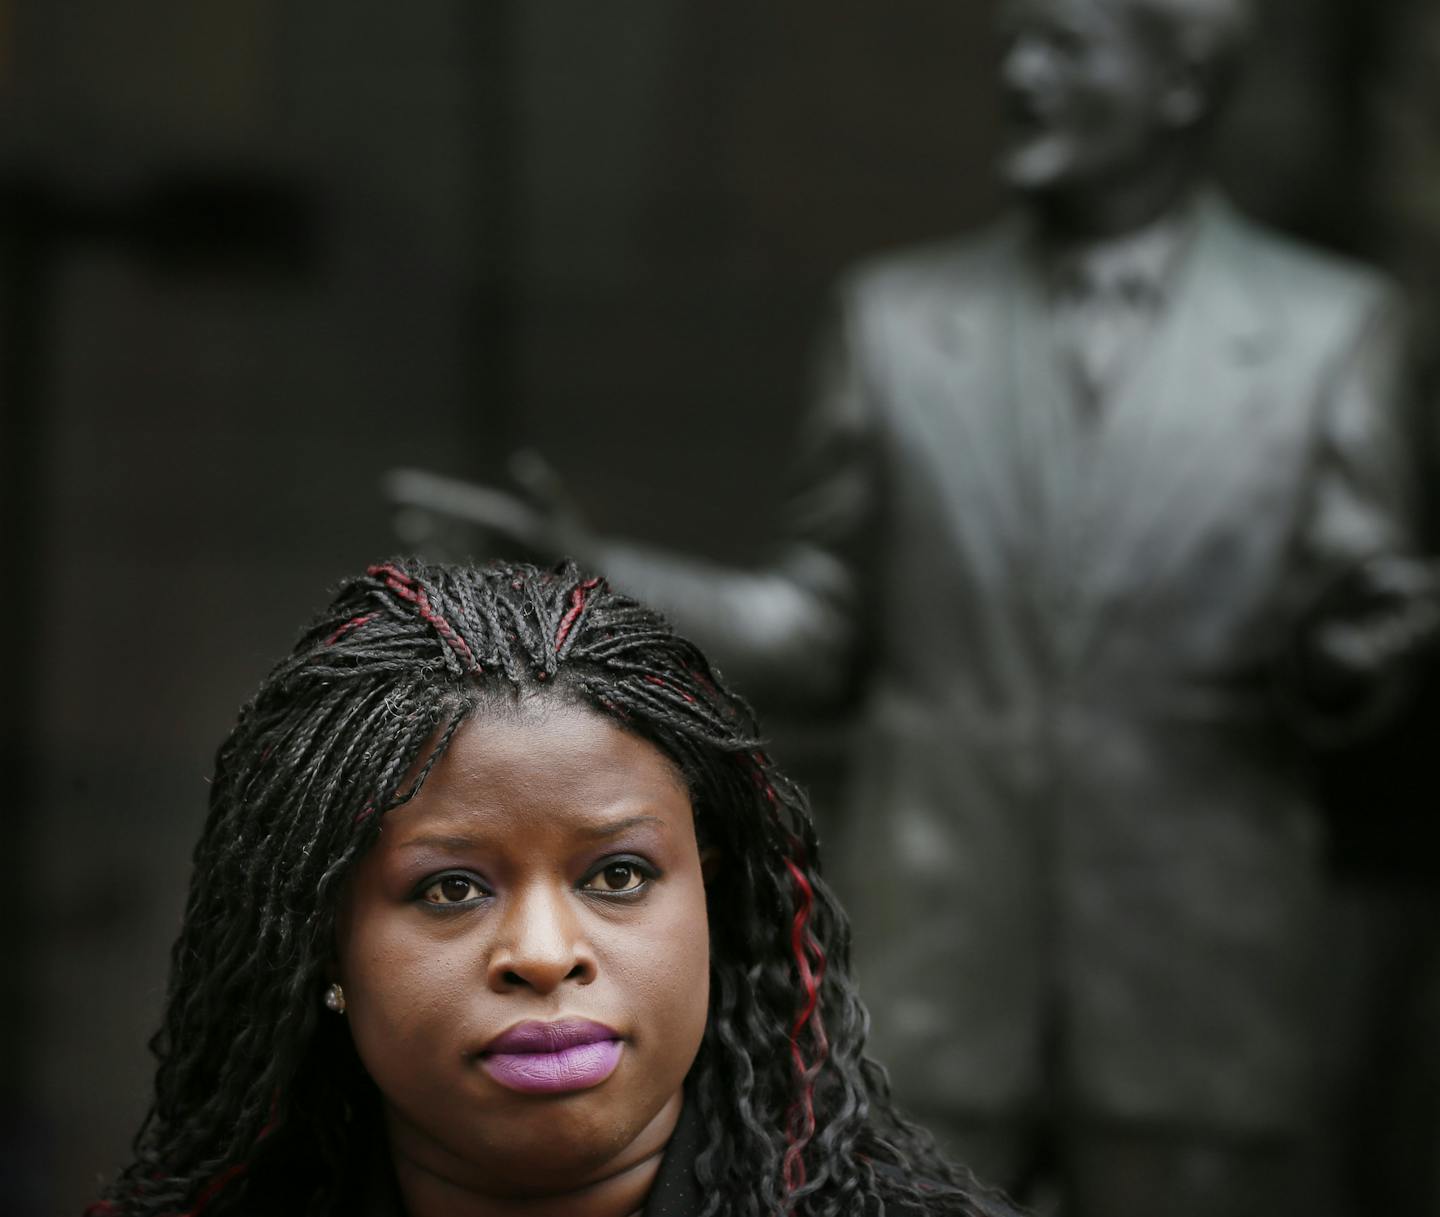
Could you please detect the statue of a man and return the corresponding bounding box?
[389,2,1435,1213]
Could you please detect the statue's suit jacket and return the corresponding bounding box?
[604,194,1412,1134]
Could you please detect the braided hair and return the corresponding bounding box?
[91,558,999,1217]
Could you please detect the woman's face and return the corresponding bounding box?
[334,697,712,1196]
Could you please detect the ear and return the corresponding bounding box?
[1159,75,1206,127]
[1157,27,1216,128]
[699,846,722,884]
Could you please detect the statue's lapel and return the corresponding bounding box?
[1063,200,1284,659]
[1005,238,1095,630]
[915,225,1055,594]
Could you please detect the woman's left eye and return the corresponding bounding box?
[581,860,651,894]
[420,875,485,905]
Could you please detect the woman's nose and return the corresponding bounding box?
[486,884,597,993]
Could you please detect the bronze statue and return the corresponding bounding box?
[387,2,1437,1213]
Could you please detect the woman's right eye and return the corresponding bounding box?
[419,874,486,905]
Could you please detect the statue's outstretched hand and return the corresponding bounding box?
[1310,556,1440,683]
[381,449,592,564]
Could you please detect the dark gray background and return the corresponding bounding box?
[1,2,1436,1214]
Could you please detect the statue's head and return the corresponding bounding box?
[997,0,1253,198]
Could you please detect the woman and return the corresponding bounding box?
[89,559,1016,1217]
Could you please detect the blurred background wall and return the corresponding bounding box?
[1,1,1435,1214]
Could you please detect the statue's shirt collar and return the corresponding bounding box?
[1040,195,1203,309]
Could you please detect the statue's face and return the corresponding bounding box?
[997,0,1194,195]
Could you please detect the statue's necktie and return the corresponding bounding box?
[1054,264,1160,413]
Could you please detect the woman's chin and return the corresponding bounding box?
[387,1081,681,1193]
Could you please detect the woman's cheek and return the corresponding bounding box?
[651,899,711,1041]
[346,924,466,1039]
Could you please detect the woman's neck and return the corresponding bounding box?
[385,1091,682,1217]
[392,1149,663,1217]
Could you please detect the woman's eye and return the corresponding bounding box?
[421,875,484,905]
[583,861,648,894]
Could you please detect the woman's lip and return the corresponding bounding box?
[481,1039,623,1094]
[478,1020,625,1095]
[482,1018,622,1054]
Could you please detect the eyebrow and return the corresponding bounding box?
[575,814,668,840]
[397,815,668,854]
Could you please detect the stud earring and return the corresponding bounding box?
[323,982,347,1014]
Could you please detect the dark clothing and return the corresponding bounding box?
[642,1089,707,1217]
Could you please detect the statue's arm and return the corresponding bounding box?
[1285,286,1440,737]
[592,297,877,707]
[1305,288,1417,566]
[589,539,858,706]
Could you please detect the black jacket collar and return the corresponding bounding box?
[641,1090,706,1217]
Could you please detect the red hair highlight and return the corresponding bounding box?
[554,576,602,650]
[644,674,697,704]
[780,838,830,1202]
[324,612,376,647]
[366,564,479,673]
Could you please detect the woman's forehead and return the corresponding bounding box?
[386,700,694,838]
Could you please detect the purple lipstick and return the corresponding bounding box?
[479,1019,623,1094]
